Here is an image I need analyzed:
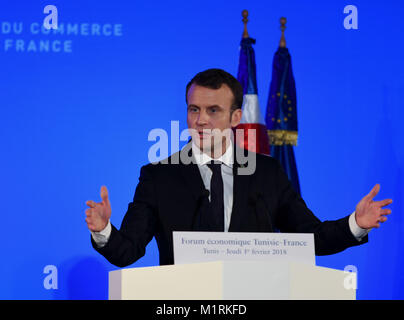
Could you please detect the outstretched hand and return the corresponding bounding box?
[355,184,392,229]
[85,186,112,232]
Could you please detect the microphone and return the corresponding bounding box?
[201,189,210,199]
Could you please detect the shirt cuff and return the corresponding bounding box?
[349,211,371,241]
[90,220,112,248]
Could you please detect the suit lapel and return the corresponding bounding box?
[177,143,206,201]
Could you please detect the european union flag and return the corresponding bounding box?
[265,46,301,195]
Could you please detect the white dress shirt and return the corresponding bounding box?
[91,141,370,247]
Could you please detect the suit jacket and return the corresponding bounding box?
[92,143,367,267]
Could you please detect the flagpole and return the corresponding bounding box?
[242,10,249,38]
[279,17,287,48]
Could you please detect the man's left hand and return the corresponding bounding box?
[355,184,393,229]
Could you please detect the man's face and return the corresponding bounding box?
[186,83,242,156]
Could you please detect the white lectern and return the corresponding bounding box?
[109,261,356,300]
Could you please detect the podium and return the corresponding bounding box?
[109,261,356,300]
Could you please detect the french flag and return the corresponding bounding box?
[236,37,270,155]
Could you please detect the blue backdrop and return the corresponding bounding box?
[1,0,403,299]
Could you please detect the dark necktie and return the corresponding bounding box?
[207,161,225,231]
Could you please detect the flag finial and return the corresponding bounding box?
[279,17,287,48]
[242,10,249,38]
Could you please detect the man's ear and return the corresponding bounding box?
[230,108,242,128]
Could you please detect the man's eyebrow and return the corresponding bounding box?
[188,104,223,108]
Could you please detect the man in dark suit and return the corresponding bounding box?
[85,69,393,267]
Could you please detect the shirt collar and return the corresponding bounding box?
[191,141,234,168]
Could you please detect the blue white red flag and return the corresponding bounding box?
[236,37,270,155]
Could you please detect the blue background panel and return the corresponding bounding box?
[0,0,402,299]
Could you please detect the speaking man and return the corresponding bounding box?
[85,69,393,267]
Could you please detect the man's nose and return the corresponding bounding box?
[196,109,209,126]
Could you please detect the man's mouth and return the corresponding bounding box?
[198,130,211,138]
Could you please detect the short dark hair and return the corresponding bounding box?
[185,68,243,111]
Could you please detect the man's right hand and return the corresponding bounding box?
[85,186,112,232]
